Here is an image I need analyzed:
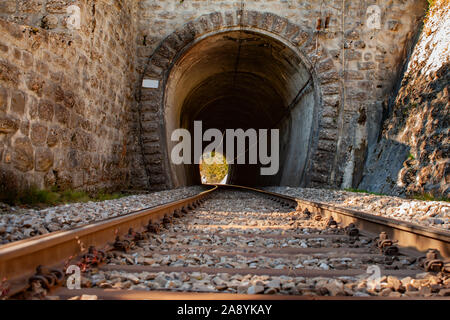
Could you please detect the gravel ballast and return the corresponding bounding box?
[263,187,450,231]
[0,186,207,244]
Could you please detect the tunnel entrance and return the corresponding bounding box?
[164,29,319,187]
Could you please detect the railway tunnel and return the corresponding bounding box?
[163,29,320,188]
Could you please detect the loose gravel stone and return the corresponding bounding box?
[264,187,450,230]
[0,186,206,244]
[248,285,265,294]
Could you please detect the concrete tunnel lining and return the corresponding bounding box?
[163,28,320,187]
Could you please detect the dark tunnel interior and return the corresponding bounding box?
[164,30,318,187]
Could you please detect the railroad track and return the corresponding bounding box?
[1,185,449,300]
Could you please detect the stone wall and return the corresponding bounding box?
[360,0,449,198]
[0,0,437,196]
[0,0,140,199]
[132,0,427,190]
[0,0,78,31]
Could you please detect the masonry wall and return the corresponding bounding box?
[0,0,435,196]
[0,0,139,199]
[360,0,449,198]
[132,0,427,190]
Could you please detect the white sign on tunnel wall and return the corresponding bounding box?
[142,79,160,89]
[366,5,382,30]
[171,121,280,176]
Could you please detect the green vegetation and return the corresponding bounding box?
[344,188,449,202]
[424,0,436,24]
[408,153,415,160]
[1,186,127,208]
[409,193,449,202]
[425,0,436,16]
[343,188,386,196]
[199,152,229,184]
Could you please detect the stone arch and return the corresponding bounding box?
[137,10,342,189]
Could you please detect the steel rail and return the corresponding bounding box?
[52,288,450,301]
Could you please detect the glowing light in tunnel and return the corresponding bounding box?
[199,151,229,184]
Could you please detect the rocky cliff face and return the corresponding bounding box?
[0,0,140,200]
[360,0,449,198]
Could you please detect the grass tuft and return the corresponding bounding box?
[424,0,436,24]
[409,193,449,202]
[343,188,386,196]
[1,186,129,209]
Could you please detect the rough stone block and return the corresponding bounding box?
[320,71,340,84]
[54,104,69,125]
[322,84,340,95]
[345,70,364,80]
[11,90,26,115]
[345,29,360,40]
[45,0,67,14]
[26,72,45,97]
[321,116,337,129]
[259,12,274,30]
[0,115,19,134]
[0,59,20,86]
[18,0,45,13]
[12,137,34,172]
[353,40,366,49]
[323,95,340,109]
[21,50,33,68]
[70,130,90,152]
[0,86,7,112]
[291,31,309,47]
[317,58,335,74]
[0,41,8,53]
[0,1,16,14]
[271,15,288,34]
[55,82,77,108]
[31,123,48,146]
[47,127,59,147]
[319,128,338,141]
[35,147,54,172]
[0,19,23,39]
[196,15,212,34]
[209,12,223,29]
[345,49,362,61]
[358,62,376,70]
[317,139,337,153]
[244,10,260,28]
[38,100,54,122]
[346,90,368,106]
[41,14,59,29]
[44,170,56,187]
[284,21,300,40]
[20,120,29,135]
